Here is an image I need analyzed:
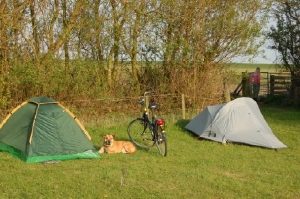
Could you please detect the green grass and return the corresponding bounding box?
[0,106,299,199]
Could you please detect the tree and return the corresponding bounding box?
[29,0,40,64]
[108,0,127,89]
[0,0,273,106]
[120,0,148,93]
[155,0,271,100]
[268,0,300,102]
[0,0,9,74]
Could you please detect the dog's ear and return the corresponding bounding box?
[112,134,116,138]
[102,134,106,138]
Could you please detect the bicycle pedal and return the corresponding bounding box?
[157,138,164,144]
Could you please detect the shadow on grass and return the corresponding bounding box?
[94,145,101,151]
[174,119,201,140]
[174,119,190,130]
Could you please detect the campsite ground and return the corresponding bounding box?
[0,106,299,198]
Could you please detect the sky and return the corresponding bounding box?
[252,45,278,64]
[251,39,278,64]
[233,15,280,64]
[232,39,279,64]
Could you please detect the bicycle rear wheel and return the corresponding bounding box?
[155,126,167,157]
[127,118,155,148]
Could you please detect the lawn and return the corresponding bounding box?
[0,106,299,199]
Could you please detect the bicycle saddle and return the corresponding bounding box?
[148,103,159,109]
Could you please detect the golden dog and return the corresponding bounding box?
[99,134,136,154]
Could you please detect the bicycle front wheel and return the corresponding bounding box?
[127,118,155,148]
[155,126,167,157]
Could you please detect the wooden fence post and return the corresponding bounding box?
[145,96,149,112]
[181,94,186,120]
[224,87,231,102]
[241,72,251,97]
[270,75,275,96]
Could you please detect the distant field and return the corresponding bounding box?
[229,63,281,73]
[228,63,286,94]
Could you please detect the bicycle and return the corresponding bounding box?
[127,91,167,157]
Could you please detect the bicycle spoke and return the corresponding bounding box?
[156,126,167,157]
[127,91,168,156]
[127,119,155,148]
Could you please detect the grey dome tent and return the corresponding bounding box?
[185,97,287,149]
[0,97,100,163]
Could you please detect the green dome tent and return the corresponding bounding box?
[0,97,100,163]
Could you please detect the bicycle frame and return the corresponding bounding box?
[138,92,164,134]
[137,106,155,139]
[127,91,167,156]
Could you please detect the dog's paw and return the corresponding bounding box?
[99,147,105,154]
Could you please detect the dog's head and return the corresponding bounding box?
[102,134,116,146]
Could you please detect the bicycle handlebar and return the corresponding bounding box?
[138,91,156,105]
[143,91,155,97]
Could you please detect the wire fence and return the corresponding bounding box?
[0,93,223,126]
